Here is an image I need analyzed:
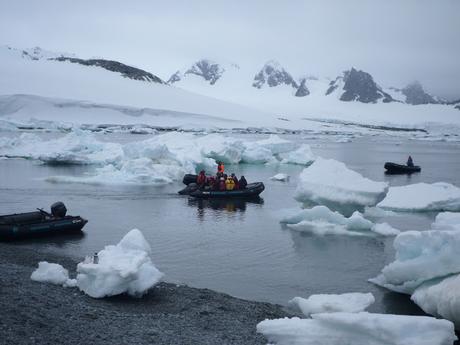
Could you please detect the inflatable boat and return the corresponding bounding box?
[0,202,87,240]
[189,182,265,199]
[384,162,421,174]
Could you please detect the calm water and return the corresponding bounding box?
[1,132,460,316]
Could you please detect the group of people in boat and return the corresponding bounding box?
[196,161,248,191]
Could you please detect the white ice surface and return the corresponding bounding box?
[1,131,307,185]
[31,261,76,287]
[257,312,457,345]
[280,206,399,236]
[289,293,375,316]
[280,144,315,165]
[270,173,290,182]
[76,229,164,298]
[370,230,460,294]
[294,158,388,209]
[378,182,460,212]
[432,212,460,231]
[411,274,460,329]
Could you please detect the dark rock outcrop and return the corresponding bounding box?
[54,57,164,83]
[253,61,299,89]
[401,81,438,105]
[295,78,310,97]
[326,68,393,103]
[168,59,225,85]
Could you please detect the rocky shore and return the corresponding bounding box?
[0,242,291,345]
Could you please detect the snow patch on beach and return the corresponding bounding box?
[289,293,375,316]
[257,312,457,345]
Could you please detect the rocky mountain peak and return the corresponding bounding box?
[326,67,393,103]
[168,59,225,85]
[401,81,438,105]
[252,60,299,89]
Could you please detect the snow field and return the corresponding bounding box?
[31,229,163,298]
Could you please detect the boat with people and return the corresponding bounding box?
[179,166,265,199]
[0,202,87,240]
[384,162,421,174]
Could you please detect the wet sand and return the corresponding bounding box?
[0,242,291,345]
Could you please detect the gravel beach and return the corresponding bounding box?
[0,241,291,345]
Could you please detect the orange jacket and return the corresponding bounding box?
[217,163,225,174]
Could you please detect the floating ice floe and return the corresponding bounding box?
[257,312,457,345]
[289,293,375,316]
[31,229,163,298]
[377,182,460,212]
[1,131,316,185]
[31,261,76,287]
[270,173,290,182]
[295,158,388,212]
[431,212,460,231]
[280,206,399,236]
[279,144,316,165]
[370,227,460,328]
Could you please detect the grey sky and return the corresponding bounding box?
[1,0,459,99]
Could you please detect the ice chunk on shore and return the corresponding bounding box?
[295,158,388,210]
[280,144,315,165]
[31,261,76,287]
[76,229,163,298]
[257,312,457,345]
[377,182,460,212]
[411,274,460,329]
[289,293,375,316]
[270,173,290,182]
[370,230,460,294]
[432,212,460,231]
[281,206,398,236]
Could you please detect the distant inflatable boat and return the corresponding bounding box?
[0,202,87,240]
[384,162,421,174]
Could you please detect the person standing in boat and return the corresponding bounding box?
[217,161,225,175]
[196,170,207,189]
[407,156,414,167]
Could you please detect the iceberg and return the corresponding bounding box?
[31,229,163,298]
[76,229,164,298]
[432,212,460,231]
[289,293,375,316]
[377,182,460,212]
[280,144,315,165]
[31,261,76,287]
[281,206,399,236]
[294,158,388,212]
[257,312,457,345]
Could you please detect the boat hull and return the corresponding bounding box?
[0,214,88,240]
[384,162,421,174]
[189,182,265,199]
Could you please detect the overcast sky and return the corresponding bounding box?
[1,0,459,99]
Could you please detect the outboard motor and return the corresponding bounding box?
[51,201,67,218]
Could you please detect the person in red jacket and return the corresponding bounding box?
[219,177,226,191]
[217,161,225,174]
[196,170,206,188]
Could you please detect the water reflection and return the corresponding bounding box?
[187,197,264,220]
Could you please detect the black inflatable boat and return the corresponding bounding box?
[189,182,265,199]
[384,162,421,174]
[0,202,87,240]
[183,174,200,185]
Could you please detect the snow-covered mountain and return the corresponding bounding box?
[388,81,441,105]
[325,68,393,103]
[1,45,459,132]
